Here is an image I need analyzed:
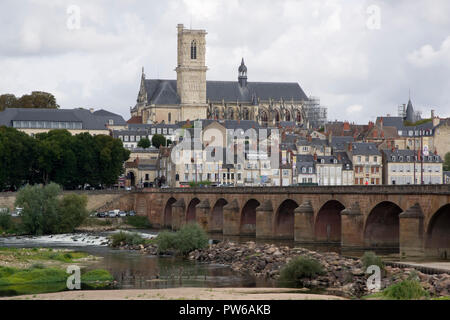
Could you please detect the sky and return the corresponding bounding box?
[0,0,449,124]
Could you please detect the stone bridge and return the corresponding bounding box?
[130,185,450,258]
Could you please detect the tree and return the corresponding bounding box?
[15,183,62,235]
[0,91,59,110]
[58,194,89,233]
[0,126,37,191]
[15,183,89,235]
[152,134,166,149]
[0,94,18,111]
[137,137,151,149]
[444,152,450,171]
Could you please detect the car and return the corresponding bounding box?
[97,211,107,218]
[108,210,117,218]
[127,210,136,216]
[118,211,127,217]
[89,212,97,217]
[161,185,170,189]
[125,186,132,191]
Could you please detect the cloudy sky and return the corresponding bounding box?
[1,0,449,123]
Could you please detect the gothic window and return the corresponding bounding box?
[191,40,197,60]
[168,112,171,123]
[285,111,291,121]
[229,108,234,120]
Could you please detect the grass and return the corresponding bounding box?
[403,118,432,127]
[0,265,114,296]
[278,256,326,286]
[82,218,113,227]
[364,279,430,300]
[0,247,88,264]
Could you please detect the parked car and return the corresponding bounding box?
[125,186,132,191]
[118,211,127,217]
[108,210,117,218]
[97,211,107,218]
[127,210,136,216]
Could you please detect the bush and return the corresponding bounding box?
[0,210,12,232]
[361,251,385,272]
[279,256,325,285]
[125,215,152,228]
[381,279,429,300]
[156,223,208,255]
[110,231,149,247]
[14,183,89,235]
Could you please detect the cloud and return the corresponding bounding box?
[0,0,449,124]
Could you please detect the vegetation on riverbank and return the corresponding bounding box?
[110,231,154,247]
[125,215,152,228]
[279,256,326,286]
[13,183,89,235]
[0,247,113,297]
[156,223,208,255]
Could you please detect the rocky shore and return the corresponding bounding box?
[188,241,450,298]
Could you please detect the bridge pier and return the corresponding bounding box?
[294,200,315,242]
[171,198,186,231]
[340,202,364,247]
[196,199,211,232]
[256,200,274,239]
[223,199,240,236]
[399,203,425,257]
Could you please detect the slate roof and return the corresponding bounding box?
[0,108,126,130]
[330,136,354,151]
[382,149,442,163]
[351,142,381,156]
[143,79,308,105]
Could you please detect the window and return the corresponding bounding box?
[309,167,313,173]
[374,156,377,162]
[168,113,171,123]
[357,156,361,163]
[108,119,114,125]
[302,167,306,173]
[145,174,149,181]
[365,156,369,162]
[191,40,197,59]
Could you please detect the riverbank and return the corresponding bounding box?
[1,287,346,300]
[188,241,450,298]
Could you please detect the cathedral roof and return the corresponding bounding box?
[143,79,308,105]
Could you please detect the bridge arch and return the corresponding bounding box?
[426,204,450,258]
[241,199,260,236]
[274,199,299,239]
[211,198,228,233]
[163,197,176,228]
[186,198,200,223]
[315,200,344,243]
[364,201,403,249]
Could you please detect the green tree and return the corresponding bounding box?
[94,134,130,186]
[72,133,98,187]
[444,152,450,171]
[137,137,151,149]
[0,94,18,111]
[152,134,166,148]
[15,183,62,235]
[57,194,89,233]
[0,126,37,191]
[35,130,77,186]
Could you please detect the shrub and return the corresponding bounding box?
[279,256,326,285]
[57,193,89,233]
[125,215,152,228]
[361,251,384,272]
[156,223,208,255]
[0,210,12,231]
[110,231,149,247]
[81,269,113,283]
[381,279,429,300]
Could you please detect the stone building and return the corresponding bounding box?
[348,142,382,185]
[131,24,323,127]
[382,149,443,185]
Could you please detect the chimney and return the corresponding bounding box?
[337,153,341,161]
[328,131,332,144]
[380,117,383,130]
[431,110,435,118]
[348,142,353,152]
[433,115,440,127]
[343,121,350,131]
[307,135,312,142]
[89,108,94,113]
[313,153,318,161]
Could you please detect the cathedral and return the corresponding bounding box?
[131,24,313,127]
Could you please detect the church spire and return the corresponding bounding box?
[238,58,247,87]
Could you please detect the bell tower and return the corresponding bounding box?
[175,24,208,121]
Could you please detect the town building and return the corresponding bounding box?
[349,142,382,185]
[382,149,443,185]
[0,108,126,136]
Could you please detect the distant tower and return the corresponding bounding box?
[405,99,416,123]
[238,58,247,87]
[175,24,208,121]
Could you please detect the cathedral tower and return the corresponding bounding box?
[176,24,208,120]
